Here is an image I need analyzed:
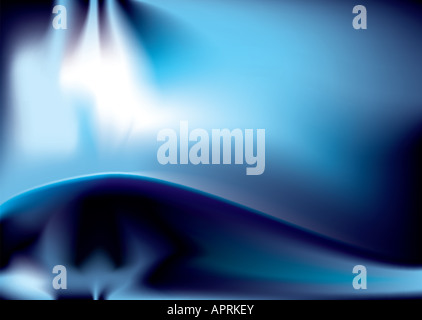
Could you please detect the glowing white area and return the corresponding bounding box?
[11,25,78,157]
[0,259,52,300]
[60,0,171,150]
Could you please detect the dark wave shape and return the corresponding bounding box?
[1,174,421,299]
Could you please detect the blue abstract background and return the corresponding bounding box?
[0,0,421,299]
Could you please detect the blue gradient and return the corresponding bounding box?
[1,0,422,299]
